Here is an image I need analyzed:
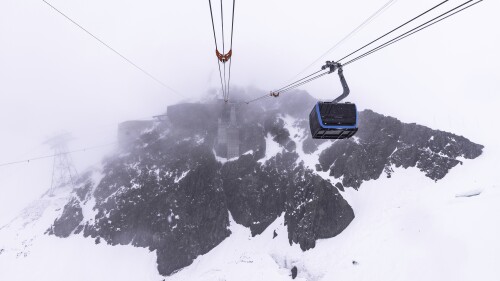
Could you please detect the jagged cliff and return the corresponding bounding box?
[47,92,483,276]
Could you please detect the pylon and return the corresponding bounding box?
[44,132,78,196]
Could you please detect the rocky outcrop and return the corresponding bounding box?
[317,110,483,189]
[82,133,231,276]
[285,166,354,250]
[49,92,483,276]
[48,198,83,238]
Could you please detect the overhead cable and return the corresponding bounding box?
[245,0,404,105]
[220,0,228,100]
[277,72,329,95]
[0,142,117,168]
[274,69,326,93]
[243,71,328,104]
[244,0,483,105]
[288,0,399,82]
[343,0,481,66]
[41,0,182,96]
[338,0,450,62]
[243,69,327,104]
[208,0,227,101]
[226,0,236,102]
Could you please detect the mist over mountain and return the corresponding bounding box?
[40,90,483,276]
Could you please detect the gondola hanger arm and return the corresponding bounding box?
[216,49,232,63]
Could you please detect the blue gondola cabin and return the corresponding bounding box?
[309,102,358,139]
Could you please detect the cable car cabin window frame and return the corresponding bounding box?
[309,102,358,140]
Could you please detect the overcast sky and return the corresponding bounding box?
[0,0,499,224]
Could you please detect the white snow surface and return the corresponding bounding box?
[1,119,499,280]
[258,133,284,164]
[280,114,334,176]
[164,161,500,281]
[0,186,161,281]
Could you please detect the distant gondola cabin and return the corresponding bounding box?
[309,102,358,139]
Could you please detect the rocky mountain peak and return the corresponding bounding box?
[47,91,483,276]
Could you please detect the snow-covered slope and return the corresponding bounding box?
[166,155,500,281]
[0,92,495,281]
[0,179,162,281]
[1,157,497,281]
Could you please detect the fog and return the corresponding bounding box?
[1,0,499,224]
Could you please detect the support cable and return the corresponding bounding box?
[273,69,327,93]
[278,72,329,94]
[220,0,228,101]
[0,142,117,168]
[243,71,328,104]
[41,0,182,96]
[244,94,273,105]
[246,0,410,104]
[288,0,399,81]
[338,0,450,62]
[208,0,227,101]
[226,0,236,102]
[343,0,480,66]
[244,0,483,105]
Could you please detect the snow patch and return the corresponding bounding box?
[455,188,483,198]
[242,149,254,156]
[258,133,284,164]
[81,197,97,224]
[213,149,239,164]
[280,114,334,177]
[174,170,189,183]
[165,213,308,281]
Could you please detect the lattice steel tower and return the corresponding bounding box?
[44,133,78,196]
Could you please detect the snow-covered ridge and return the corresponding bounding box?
[0,93,485,279]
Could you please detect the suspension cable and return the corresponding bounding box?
[41,0,182,97]
[208,0,227,101]
[243,64,329,104]
[226,0,236,102]
[208,0,236,102]
[220,0,228,101]
[0,142,117,168]
[244,94,273,105]
[276,71,329,94]
[338,0,449,62]
[244,0,483,105]
[343,0,480,66]
[278,72,329,94]
[274,69,326,93]
[247,0,404,104]
[243,71,329,104]
[287,0,399,82]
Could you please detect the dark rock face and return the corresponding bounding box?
[49,92,483,276]
[285,167,354,251]
[48,198,83,238]
[221,154,286,236]
[318,110,483,189]
[83,132,230,276]
[291,266,298,279]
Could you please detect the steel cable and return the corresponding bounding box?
[338,0,450,62]
[278,72,329,94]
[239,0,483,105]
[343,0,480,66]
[273,69,327,94]
[208,0,227,101]
[220,0,228,100]
[288,0,399,82]
[0,142,117,168]
[244,71,328,104]
[226,0,236,102]
[41,0,182,96]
